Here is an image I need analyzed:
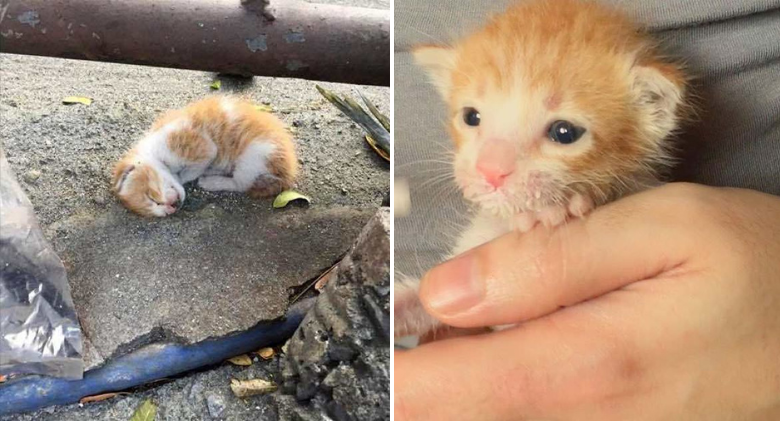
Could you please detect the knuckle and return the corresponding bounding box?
[654,182,721,220]
[601,347,645,390]
[593,330,647,395]
[493,364,549,414]
[653,183,742,239]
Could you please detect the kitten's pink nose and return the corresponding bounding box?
[476,139,517,188]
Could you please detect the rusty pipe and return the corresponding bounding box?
[0,0,389,86]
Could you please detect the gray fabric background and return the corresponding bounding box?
[395,0,780,277]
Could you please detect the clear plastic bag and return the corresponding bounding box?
[0,149,83,380]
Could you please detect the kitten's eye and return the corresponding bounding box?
[147,195,162,205]
[463,107,481,127]
[548,120,586,144]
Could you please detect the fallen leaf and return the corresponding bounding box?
[290,259,341,304]
[62,96,92,105]
[129,399,157,421]
[227,354,253,366]
[0,374,7,383]
[365,135,390,161]
[273,190,310,209]
[254,104,273,112]
[257,347,275,360]
[313,263,338,292]
[210,80,221,90]
[315,267,336,291]
[230,378,278,398]
[80,392,119,404]
[359,91,390,132]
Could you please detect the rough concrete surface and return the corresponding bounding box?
[277,208,390,420]
[1,209,389,421]
[0,0,388,417]
[65,206,374,368]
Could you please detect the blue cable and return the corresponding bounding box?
[0,298,314,415]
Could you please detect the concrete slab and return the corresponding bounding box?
[59,206,375,368]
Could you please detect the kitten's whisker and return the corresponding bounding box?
[398,23,453,48]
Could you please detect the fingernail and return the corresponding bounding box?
[420,253,483,315]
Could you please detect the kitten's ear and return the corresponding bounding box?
[630,60,687,140]
[113,163,135,192]
[412,45,458,98]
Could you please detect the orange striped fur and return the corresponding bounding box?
[112,96,298,217]
[395,0,692,339]
[413,0,689,221]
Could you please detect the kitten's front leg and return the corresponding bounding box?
[198,176,243,192]
[198,143,272,192]
[178,161,211,184]
[394,213,510,339]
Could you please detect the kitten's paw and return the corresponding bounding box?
[535,194,593,228]
[394,276,443,338]
[537,205,568,228]
[512,212,538,232]
[248,177,285,198]
[568,193,594,217]
[198,176,236,192]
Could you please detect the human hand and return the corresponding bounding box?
[395,183,780,420]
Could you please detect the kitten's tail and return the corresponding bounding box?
[248,135,298,198]
[248,176,292,198]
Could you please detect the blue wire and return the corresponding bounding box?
[0,298,313,415]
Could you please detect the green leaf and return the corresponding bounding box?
[253,104,273,112]
[365,135,389,161]
[359,91,390,132]
[62,96,92,105]
[273,190,310,209]
[315,85,390,157]
[129,400,157,421]
[210,80,221,90]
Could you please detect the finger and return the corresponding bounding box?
[418,184,710,328]
[394,314,620,421]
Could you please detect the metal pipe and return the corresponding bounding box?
[0,0,389,86]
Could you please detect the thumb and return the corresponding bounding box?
[418,184,704,328]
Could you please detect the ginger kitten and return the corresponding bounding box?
[112,96,298,217]
[396,0,690,338]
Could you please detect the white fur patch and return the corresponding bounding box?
[413,46,458,98]
[631,65,684,141]
[137,118,193,169]
[233,141,276,186]
[197,141,276,192]
[126,118,195,206]
[220,97,239,123]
